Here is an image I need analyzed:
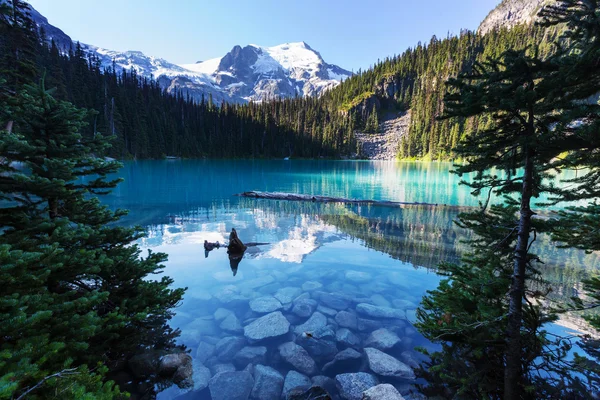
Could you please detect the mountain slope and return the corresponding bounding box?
[478,0,549,35]
[28,6,351,104]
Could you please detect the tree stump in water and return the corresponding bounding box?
[227,228,247,255]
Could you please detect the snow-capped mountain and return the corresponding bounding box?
[28,5,351,104]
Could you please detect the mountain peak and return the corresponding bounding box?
[27,4,352,105]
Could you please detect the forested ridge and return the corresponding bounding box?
[1,0,565,161]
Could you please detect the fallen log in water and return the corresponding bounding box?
[236,191,462,209]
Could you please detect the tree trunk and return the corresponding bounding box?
[504,139,535,399]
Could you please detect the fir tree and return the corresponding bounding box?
[0,80,185,399]
[417,1,600,397]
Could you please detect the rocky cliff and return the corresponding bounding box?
[478,0,548,35]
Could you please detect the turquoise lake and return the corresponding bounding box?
[102,160,597,400]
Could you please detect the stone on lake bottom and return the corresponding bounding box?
[362,383,405,400]
[233,346,267,368]
[335,311,358,330]
[274,287,303,304]
[244,311,290,343]
[214,336,246,361]
[336,328,361,348]
[293,298,318,318]
[249,296,283,313]
[364,347,415,380]
[195,341,215,364]
[294,312,327,335]
[356,303,405,319]
[283,370,312,398]
[318,292,351,311]
[322,348,363,376]
[251,364,284,400]
[335,372,379,400]
[191,359,211,392]
[208,371,254,400]
[296,326,338,359]
[278,341,317,376]
[287,385,333,400]
[364,328,401,351]
[210,363,236,375]
[302,281,323,291]
[220,313,243,333]
[345,270,372,283]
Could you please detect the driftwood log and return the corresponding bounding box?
[236,191,460,209]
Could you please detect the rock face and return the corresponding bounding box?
[244,311,290,343]
[364,348,415,380]
[208,371,254,400]
[478,0,548,35]
[278,342,317,376]
[362,384,405,400]
[334,372,379,400]
[251,364,284,400]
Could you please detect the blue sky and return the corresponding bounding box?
[28,0,500,71]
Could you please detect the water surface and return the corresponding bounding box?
[102,160,598,399]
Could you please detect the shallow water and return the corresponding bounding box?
[100,160,598,399]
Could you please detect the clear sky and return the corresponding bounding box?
[27,0,500,71]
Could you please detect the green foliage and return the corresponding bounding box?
[416,1,600,398]
[0,73,184,400]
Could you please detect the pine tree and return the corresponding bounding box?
[0,80,185,399]
[417,2,600,397]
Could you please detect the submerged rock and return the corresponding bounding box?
[283,370,312,398]
[345,270,372,283]
[296,326,338,359]
[293,298,318,318]
[336,328,361,348]
[335,372,379,400]
[364,348,415,380]
[244,311,290,343]
[251,364,284,400]
[220,313,244,333]
[311,375,336,395]
[362,383,405,400]
[191,359,211,392]
[215,336,246,361]
[287,385,333,400]
[275,287,303,304]
[234,346,267,368]
[322,348,363,376]
[294,312,327,335]
[302,281,323,291]
[364,328,401,351]
[334,311,358,330]
[195,341,216,364]
[319,292,351,311]
[249,296,283,313]
[279,341,317,376]
[211,363,236,375]
[356,304,405,319]
[208,371,254,400]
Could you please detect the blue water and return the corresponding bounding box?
[100,160,596,399]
